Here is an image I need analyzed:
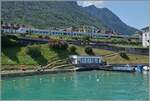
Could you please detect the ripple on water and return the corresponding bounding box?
[1,70,149,100]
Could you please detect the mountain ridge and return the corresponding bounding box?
[84,5,138,35]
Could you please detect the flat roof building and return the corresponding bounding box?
[69,55,102,64]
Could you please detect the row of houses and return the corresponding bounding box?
[2,25,139,40]
[1,22,30,34]
[1,22,149,47]
[58,26,118,35]
[1,22,117,34]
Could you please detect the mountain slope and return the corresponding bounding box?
[1,1,138,35]
[1,1,106,30]
[84,5,138,35]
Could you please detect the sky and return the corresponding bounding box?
[77,1,149,29]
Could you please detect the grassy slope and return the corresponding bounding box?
[2,44,149,69]
[74,45,149,64]
[2,44,68,65]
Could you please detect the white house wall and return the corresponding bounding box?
[142,31,150,47]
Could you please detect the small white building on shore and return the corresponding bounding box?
[141,27,150,47]
[69,55,102,64]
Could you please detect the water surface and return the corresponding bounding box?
[1,71,149,100]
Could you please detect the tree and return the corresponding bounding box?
[44,35,50,39]
[120,52,129,60]
[85,46,94,55]
[48,39,68,50]
[82,35,91,45]
[69,45,77,53]
[61,41,68,50]
[26,45,41,57]
[38,35,43,38]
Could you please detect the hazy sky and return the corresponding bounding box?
[77,1,149,29]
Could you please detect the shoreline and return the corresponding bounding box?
[1,69,76,79]
[1,63,149,79]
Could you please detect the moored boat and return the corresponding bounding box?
[143,66,149,71]
[112,64,135,72]
[134,65,144,72]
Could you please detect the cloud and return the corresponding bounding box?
[77,1,104,8]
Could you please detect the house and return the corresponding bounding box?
[141,27,150,47]
[17,27,29,34]
[1,23,20,34]
[65,27,73,32]
[1,22,32,34]
[69,55,102,64]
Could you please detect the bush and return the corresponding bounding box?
[61,42,68,49]
[44,35,50,39]
[69,45,77,53]
[120,39,129,45]
[82,35,91,45]
[85,46,94,55]
[38,35,43,38]
[120,52,129,60]
[111,39,118,44]
[73,37,78,40]
[7,35,18,40]
[26,45,41,57]
[2,35,20,47]
[48,39,68,50]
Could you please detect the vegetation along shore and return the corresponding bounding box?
[2,34,149,74]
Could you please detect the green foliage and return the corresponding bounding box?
[7,35,18,40]
[120,52,129,60]
[38,35,43,38]
[62,42,68,49]
[48,39,68,50]
[1,1,105,29]
[69,45,77,53]
[82,35,91,45]
[44,35,50,39]
[2,1,138,35]
[26,45,41,57]
[1,35,20,47]
[26,45,48,65]
[85,46,94,55]
[111,38,118,44]
[84,6,138,35]
[2,44,149,67]
[98,38,141,46]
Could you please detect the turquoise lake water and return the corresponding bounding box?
[1,71,149,100]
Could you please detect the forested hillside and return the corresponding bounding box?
[2,1,138,35]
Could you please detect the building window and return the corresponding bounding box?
[91,58,94,63]
[80,58,83,63]
[89,58,91,63]
[86,58,88,63]
[95,58,99,63]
